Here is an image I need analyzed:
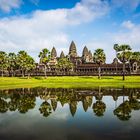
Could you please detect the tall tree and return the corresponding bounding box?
[8,53,17,77]
[0,51,8,77]
[115,44,132,80]
[25,55,36,79]
[38,48,50,78]
[93,49,106,79]
[17,51,28,77]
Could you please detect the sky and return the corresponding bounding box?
[0,0,140,62]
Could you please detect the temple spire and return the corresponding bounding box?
[89,50,93,62]
[60,51,65,58]
[82,46,88,57]
[51,47,57,58]
[69,41,77,57]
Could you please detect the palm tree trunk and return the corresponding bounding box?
[1,66,4,77]
[11,68,14,77]
[128,61,131,74]
[98,66,101,79]
[44,65,47,78]
[22,69,24,77]
[123,62,125,80]
[27,72,30,79]
[115,52,118,74]
[123,85,125,103]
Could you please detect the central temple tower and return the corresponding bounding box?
[69,41,77,57]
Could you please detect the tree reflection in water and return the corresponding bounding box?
[93,100,106,117]
[0,87,139,120]
[114,100,132,121]
[39,101,52,117]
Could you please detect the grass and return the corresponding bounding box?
[0,76,140,89]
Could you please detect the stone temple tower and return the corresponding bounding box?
[49,47,57,65]
[69,41,77,57]
[82,46,93,63]
[88,50,93,62]
[60,51,65,58]
[51,47,57,59]
[82,46,89,62]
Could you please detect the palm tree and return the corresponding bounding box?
[113,44,119,73]
[38,48,50,78]
[8,53,17,77]
[0,51,8,77]
[116,45,132,80]
[93,49,106,79]
[17,51,28,77]
[25,55,36,79]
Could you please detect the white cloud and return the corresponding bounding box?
[0,0,109,62]
[0,0,22,12]
[113,21,140,52]
[122,20,135,29]
[67,0,109,24]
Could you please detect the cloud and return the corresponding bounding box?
[0,0,109,62]
[112,22,140,52]
[121,20,135,29]
[0,0,22,13]
[0,10,69,61]
[67,0,109,24]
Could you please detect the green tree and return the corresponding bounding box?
[56,57,73,75]
[25,55,36,79]
[93,49,106,79]
[8,53,17,77]
[0,51,8,77]
[38,48,50,78]
[114,44,132,80]
[130,52,140,63]
[17,51,28,77]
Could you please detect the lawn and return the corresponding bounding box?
[0,76,140,89]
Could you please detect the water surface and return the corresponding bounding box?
[0,87,140,140]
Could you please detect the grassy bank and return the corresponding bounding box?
[0,76,140,89]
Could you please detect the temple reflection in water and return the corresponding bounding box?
[0,87,140,121]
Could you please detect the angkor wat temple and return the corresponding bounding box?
[35,41,140,76]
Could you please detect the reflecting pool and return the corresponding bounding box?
[0,87,140,140]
